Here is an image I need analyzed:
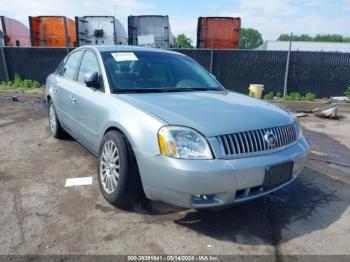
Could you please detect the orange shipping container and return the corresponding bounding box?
[29,16,76,47]
[197,17,241,49]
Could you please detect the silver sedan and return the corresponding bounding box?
[46,45,310,208]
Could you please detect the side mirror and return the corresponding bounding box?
[57,65,66,76]
[210,73,216,79]
[84,72,100,88]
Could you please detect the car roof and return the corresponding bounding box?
[76,45,184,56]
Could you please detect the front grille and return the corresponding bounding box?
[217,124,297,158]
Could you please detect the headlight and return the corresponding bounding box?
[158,126,213,159]
[278,106,303,140]
[292,114,303,140]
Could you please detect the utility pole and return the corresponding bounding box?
[210,32,214,73]
[63,17,70,54]
[283,32,293,97]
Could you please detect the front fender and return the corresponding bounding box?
[98,100,166,157]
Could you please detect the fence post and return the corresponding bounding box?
[0,31,10,81]
[209,32,214,73]
[283,32,293,97]
[63,17,70,54]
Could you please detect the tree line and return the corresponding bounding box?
[278,34,350,42]
[174,30,350,49]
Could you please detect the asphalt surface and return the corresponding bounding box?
[0,94,349,257]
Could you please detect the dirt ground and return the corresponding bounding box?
[0,94,350,257]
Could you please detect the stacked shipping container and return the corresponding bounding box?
[128,15,174,48]
[75,16,127,46]
[197,17,241,49]
[1,14,242,49]
[29,16,76,47]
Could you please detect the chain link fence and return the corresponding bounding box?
[0,47,70,83]
[287,51,350,98]
[1,47,350,98]
[174,48,350,98]
[213,50,287,94]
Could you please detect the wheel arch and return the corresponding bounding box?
[100,124,146,192]
[100,124,137,154]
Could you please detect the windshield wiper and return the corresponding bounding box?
[116,88,171,93]
[165,87,221,92]
[116,87,222,93]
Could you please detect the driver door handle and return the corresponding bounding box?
[69,95,77,104]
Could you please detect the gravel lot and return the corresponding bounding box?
[0,94,350,257]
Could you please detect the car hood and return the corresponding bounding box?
[116,91,294,137]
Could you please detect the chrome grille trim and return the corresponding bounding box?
[217,124,298,159]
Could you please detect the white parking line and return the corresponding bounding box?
[64,177,93,187]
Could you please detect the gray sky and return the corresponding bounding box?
[1,0,350,42]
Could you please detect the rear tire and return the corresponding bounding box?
[48,101,65,139]
[97,130,143,207]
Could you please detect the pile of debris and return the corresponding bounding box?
[313,104,338,119]
[294,96,350,119]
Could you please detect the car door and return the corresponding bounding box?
[68,50,105,153]
[54,50,84,134]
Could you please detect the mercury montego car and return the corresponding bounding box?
[46,45,310,208]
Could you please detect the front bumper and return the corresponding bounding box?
[135,137,310,208]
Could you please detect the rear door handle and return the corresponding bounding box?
[69,95,77,104]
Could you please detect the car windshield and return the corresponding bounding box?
[101,51,224,93]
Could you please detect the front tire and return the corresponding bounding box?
[48,101,65,139]
[97,130,143,207]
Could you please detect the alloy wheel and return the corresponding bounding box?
[100,140,120,194]
[49,104,57,133]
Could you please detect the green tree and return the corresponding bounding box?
[239,28,264,49]
[278,34,291,41]
[174,34,194,48]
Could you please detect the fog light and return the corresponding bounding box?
[192,194,216,201]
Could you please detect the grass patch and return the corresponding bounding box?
[283,92,316,101]
[305,92,316,101]
[259,90,316,101]
[0,73,44,93]
[344,87,350,99]
[263,91,274,100]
